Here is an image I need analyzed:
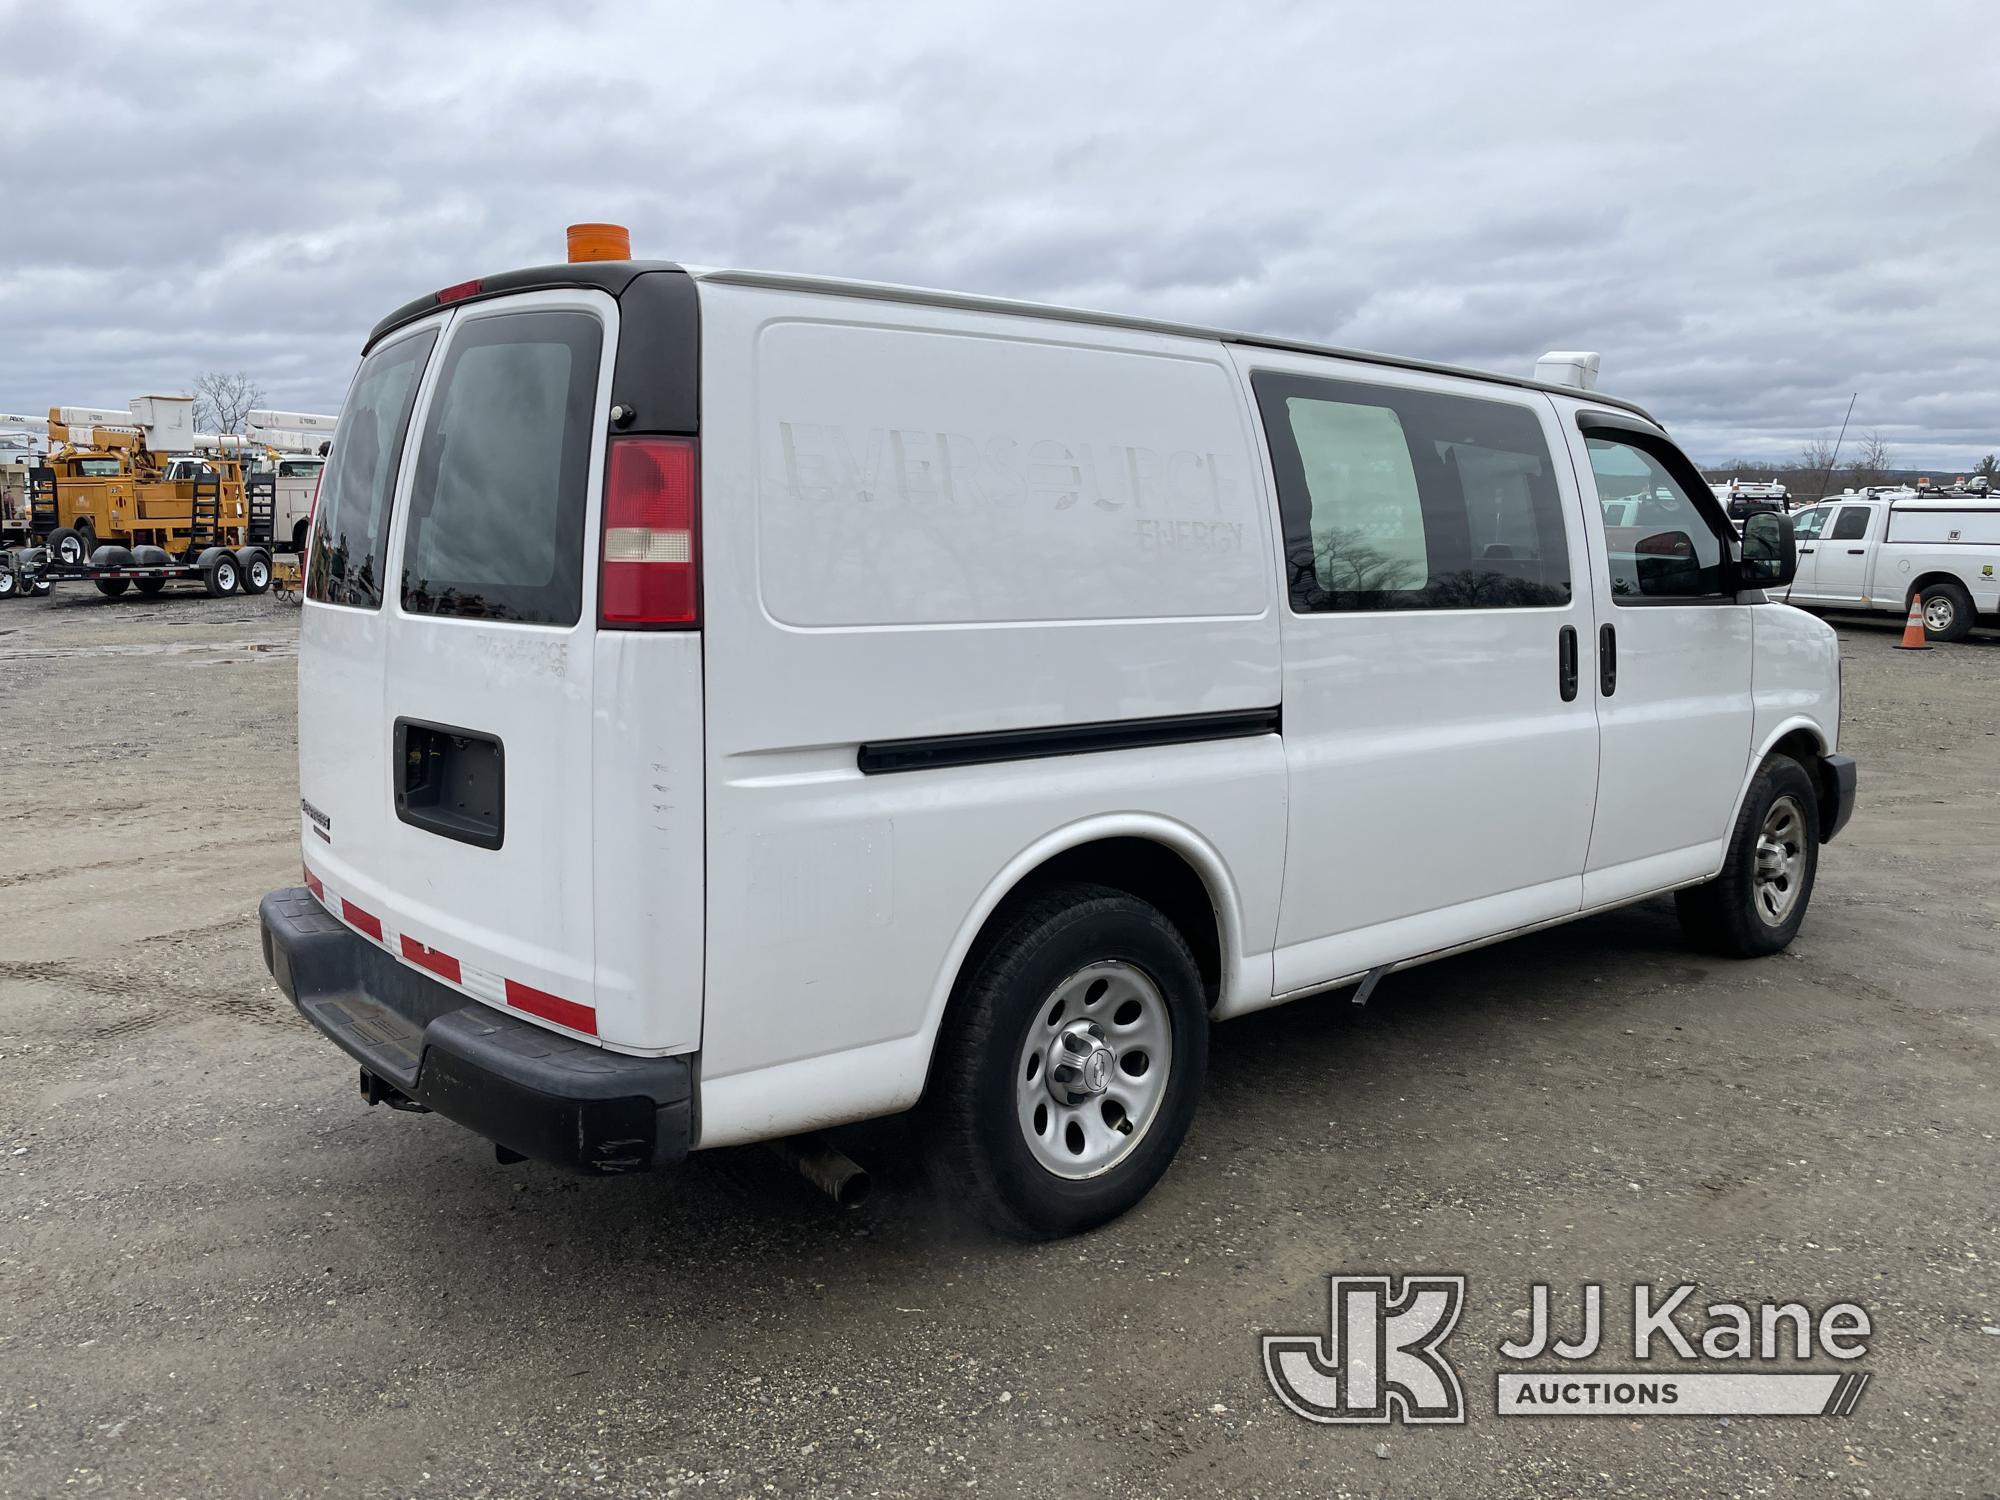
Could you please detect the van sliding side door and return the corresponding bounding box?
[1239,353,1600,992]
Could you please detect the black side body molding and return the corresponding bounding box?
[858,707,1281,776]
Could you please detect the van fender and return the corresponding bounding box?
[1713,715,1832,877]
[918,812,1257,1065]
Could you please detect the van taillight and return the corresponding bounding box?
[600,436,698,628]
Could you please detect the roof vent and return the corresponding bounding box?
[1535,350,1601,391]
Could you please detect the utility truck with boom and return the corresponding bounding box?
[0,397,273,601]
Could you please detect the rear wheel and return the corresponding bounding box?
[1917,581,1975,643]
[203,553,240,597]
[0,567,15,599]
[95,578,130,597]
[237,547,272,594]
[134,578,166,596]
[1676,756,1820,958]
[291,519,309,556]
[923,883,1208,1239]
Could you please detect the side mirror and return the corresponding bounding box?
[1739,509,1796,590]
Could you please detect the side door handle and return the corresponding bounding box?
[1847,548,1865,555]
[1558,625,1578,702]
[1798,546,1815,554]
[1599,623,1617,697]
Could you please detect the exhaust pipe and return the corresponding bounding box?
[768,1133,870,1208]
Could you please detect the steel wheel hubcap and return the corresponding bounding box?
[1923,597,1952,632]
[1753,795,1806,925]
[1016,960,1173,1180]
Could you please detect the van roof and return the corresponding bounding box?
[364,259,1660,422]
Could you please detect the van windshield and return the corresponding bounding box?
[307,330,437,609]
[398,309,602,626]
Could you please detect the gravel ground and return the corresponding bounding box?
[0,588,1995,1499]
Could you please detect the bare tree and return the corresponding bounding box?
[1796,436,1837,473]
[191,371,264,436]
[1847,430,1892,488]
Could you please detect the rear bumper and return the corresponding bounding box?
[260,888,693,1172]
[1820,754,1858,843]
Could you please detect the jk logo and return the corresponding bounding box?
[1263,1275,1467,1424]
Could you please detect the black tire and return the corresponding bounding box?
[236,547,272,595]
[0,567,16,600]
[76,523,97,556]
[48,527,87,565]
[134,578,166,596]
[291,519,309,556]
[28,578,51,597]
[923,882,1208,1239]
[1915,580,1976,643]
[203,553,240,597]
[95,578,130,597]
[1676,756,1821,958]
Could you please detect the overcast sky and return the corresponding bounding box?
[4,0,1996,467]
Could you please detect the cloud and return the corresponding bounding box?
[2,0,1995,466]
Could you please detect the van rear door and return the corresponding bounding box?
[302,283,705,1057]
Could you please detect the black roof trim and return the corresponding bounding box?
[362,260,685,352]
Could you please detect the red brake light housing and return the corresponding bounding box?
[435,277,483,305]
[600,436,699,628]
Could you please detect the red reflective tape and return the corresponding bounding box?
[302,865,324,900]
[341,899,383,942]
[504,979,597,1036]
[399,935,461,984]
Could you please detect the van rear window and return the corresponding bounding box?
[399,310,602,626]
[307,329,436,609]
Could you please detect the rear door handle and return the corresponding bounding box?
[1599,623,1617,697]
[1558,625,1578,702]
[1847,548,1865,554]
[394,717,506,850]
[1799,546,1815,554]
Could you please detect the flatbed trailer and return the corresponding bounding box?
[1,469,274,602]
[8,545,272,599]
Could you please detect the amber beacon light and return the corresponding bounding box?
[567,222,632,263]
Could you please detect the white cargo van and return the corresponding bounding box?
[260,241,1856,1237]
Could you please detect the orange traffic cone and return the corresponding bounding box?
[1895,594,1933,650]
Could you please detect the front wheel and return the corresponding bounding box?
[923,883,1208,1239]
[1917,581,1975,643]
[1676,756,1821,957]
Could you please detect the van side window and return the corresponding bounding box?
[307,328,437,609]
[1252,372,1571,612]
[399,310,603,626]
[1829,505,1872,541]
[1582,435,1730,602]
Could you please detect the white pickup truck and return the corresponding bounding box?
[1782,491,2000,641]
